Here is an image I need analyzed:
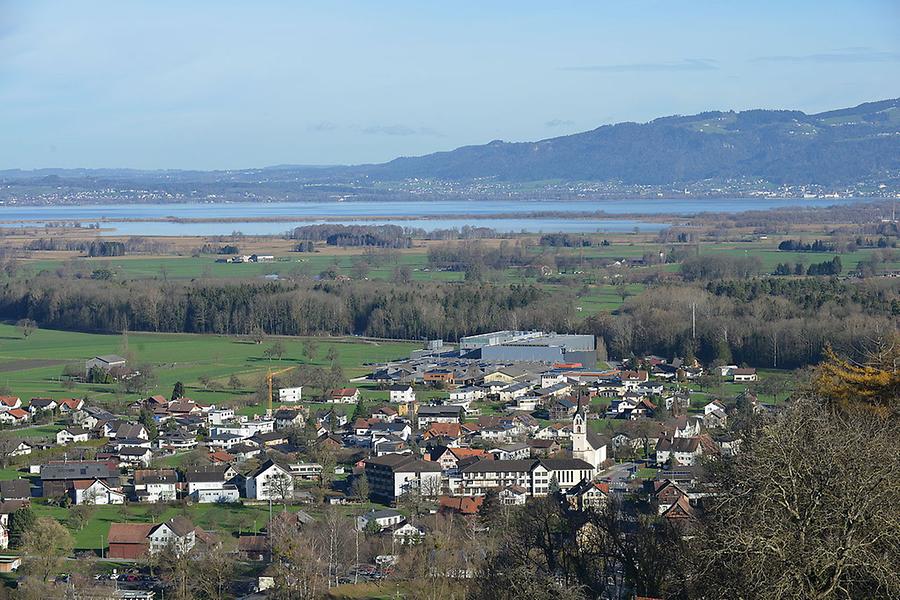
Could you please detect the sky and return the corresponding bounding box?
[1,0,898,170]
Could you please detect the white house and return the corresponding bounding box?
[119,447,154,468]
[278,386,303,403]
[134,469,177,503]
[416,405,463,429]
[655,437,704,466]
[245,459,294,501]
[388,385,415,404]
[288,462,323,481]
[194,486,240,503]
[356,509,404,532]
[732,368,758,382]
[703,400,726,415]
[0,397,21,412]
[148,517,196,555]
[28,398,57,414]
[392,522,425,545]
[74,479,126,505]
[56,427,90,445]
[328,388,360,404]
[185,465,237,498]
[207,408,236,426]
[0,409,29,425]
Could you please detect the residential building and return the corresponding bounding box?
[133,469,177,503]
[356,509,404,532]
[40,461,119,498]
[74,479,126,505]
[416,405,463,429]
[364,454,443,503]
[278,386,303,403]
[56,427,90,445]
[245,459,294,501]
[328,388,360,404]
[388,385,415,404]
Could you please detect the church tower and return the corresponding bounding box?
[572,393,605,472]
[572,394,588,459]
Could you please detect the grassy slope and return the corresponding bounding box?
[0,323,418,408]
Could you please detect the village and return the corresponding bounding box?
[0,329,774,598]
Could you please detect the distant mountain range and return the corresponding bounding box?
[350,99,900,185]
[2,99,898,196]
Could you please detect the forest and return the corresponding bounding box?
[1,270,895,369]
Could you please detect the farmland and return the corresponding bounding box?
[0,323,418,410]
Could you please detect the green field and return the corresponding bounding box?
[30,501,320,551]
[0,323,418,408]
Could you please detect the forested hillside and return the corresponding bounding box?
[361,99,900,185]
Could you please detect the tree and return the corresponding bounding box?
[265,472,295,507]
[325,346,338,364]
[264,341,286,361]
[228,374,242,390]
[0,435,21,468]
[194,541,236,600]
[303,340,319,362]
[171,381,186,401]
[21,517,74,581]
[9,505,36,547]
[68,503,94,531]
[350,472,369,501]
[694,398,900,599]
[139,406,159,440]
[157,543,195,600]
[16,318,37,338]
[269,517,327,599]
[250,327,266,345]
[122,364,156,394]
[812,341,900,417]
[478,489,502,529]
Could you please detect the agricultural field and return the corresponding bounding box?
[0,323,419,410]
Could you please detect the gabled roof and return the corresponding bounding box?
[249,458,291,479]
[656,437,701,453]
[661,495,695,520]
[41,461,117,481]
[94,354,126,364]
[153,516,195,538]
[134,469,177,485]
[0,396,21,407]
[438,495,483,515]
[0,479,30,500]
[108,523,154,544]
[184,465,232,483]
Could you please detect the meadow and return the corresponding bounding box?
[0,323,419,411]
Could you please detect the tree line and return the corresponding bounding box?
[0,277,571,341]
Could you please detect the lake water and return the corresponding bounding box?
[0,197,869,235]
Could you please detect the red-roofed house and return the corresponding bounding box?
[438,495,483,516]
[0,397,21,411]
[328,388,360,404]
[58,398,85,413]
[0,409,29,425]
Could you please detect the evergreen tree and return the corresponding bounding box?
[171,381,185,401]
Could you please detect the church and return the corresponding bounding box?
[572,398,608,472]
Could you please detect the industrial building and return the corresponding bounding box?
[459,330,597,367]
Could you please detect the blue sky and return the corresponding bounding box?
[1,0,898,169]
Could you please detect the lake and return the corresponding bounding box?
[0,197,869,235]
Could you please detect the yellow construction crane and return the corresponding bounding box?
[266,365,297,417]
